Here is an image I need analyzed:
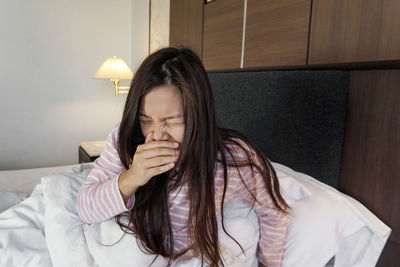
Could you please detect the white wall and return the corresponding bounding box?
[132,0,150,70]
[0,0,149,170]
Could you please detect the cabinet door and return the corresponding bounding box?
[244,0,311,68]
[202,0,244,70]
[170,0,204,58]
[309,0,400,64]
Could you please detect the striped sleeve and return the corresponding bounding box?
[225,141,289,267]
[76,123,135,224]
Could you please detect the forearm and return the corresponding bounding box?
[118,170,140,203]
[77,173,134,224]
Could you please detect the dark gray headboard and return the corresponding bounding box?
[208,70,349,188]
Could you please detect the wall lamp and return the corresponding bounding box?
[93,56,133,96]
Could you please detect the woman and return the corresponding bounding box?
[77,47,289,267]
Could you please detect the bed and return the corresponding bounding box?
[0,70,391,267]
[0,164,77,195]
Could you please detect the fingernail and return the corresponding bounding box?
[173,142,179,147]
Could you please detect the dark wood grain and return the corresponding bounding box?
[79,146,99,163]
[202,0,244,70]
[377,241,400,267]
[309,0,400,64]
[339,70,400,264]
[244,0,311,68]
[169,0,204,58]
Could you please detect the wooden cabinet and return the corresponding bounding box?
[202,0,311,70]
[244,0,311,68]
[78,141,106,163]
[170,0,400,68]
[170,0,204,58]
[309,0,400,64]
[202,0,244,70]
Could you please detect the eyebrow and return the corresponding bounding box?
[139,112,183,120]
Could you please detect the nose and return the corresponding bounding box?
[152,124,168,141]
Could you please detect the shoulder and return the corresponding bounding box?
[103,121,121,145]
[214,138,261,196]
[221,137,258,163]
[110,121,121,137]
[102,122,121,155]
[215,138,259,183]
[95,122,125,172]
[216,137,266,183]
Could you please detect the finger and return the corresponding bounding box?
[138,140,179,151]
[147,162,175,177]
[141,147,179,159]
[145,131,154,143]
[142,155,179,169]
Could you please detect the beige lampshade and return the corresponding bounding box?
[93,56,133,80]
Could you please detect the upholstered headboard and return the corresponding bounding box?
[208,70,349,188]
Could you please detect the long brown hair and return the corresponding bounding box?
[116,47,289,266]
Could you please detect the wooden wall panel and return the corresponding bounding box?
[377,241,400,267]
[202,0,244,70]
[309,0,400,64]
[170,0,204,58]
[244,0,311,68]
[339,70,400,264]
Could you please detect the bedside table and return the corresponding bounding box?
[79,141,106,163]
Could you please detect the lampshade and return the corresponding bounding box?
[93,56,133,80]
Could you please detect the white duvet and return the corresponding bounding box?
[1,163,389,267]
[0,165,259,267]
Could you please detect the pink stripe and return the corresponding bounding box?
[78,184,96,223]
[99,183,113,219]
[89,184,108,220]
[111,175,125,212]
[76,190,90,223]
[169,215,188,225]
[82,186,95,223]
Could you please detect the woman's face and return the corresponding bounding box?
[139,85,185,144]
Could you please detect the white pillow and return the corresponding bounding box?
[275,168,312,205]
[271,162,392,267]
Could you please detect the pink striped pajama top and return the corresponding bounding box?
[76,123,289,266]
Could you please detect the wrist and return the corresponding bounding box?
[118,171,139,203]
